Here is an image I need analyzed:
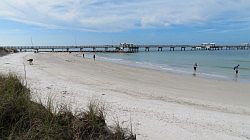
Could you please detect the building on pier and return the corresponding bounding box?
[243,43,249,47]
[201,43,216,49]
[119,43,138,52]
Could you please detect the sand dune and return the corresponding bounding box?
[1,52,250,140]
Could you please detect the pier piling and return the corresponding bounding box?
[170,47,175,51]
[181,47,186,51]
[158,47,163,51]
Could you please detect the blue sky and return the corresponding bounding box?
[0,0,250,46]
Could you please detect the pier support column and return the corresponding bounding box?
[52,48,54,52]
[128,48,131,52]
[135,47,139,52]
[145,47,149,52]
[93,47,96,52]
[158,47,162,51]
[181,47,186,51]
[170,47,175,51]
[66,48,69,52]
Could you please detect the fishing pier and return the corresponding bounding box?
[3,43,250,53]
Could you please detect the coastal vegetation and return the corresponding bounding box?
[0,73,136,140]
[0,47,18,56]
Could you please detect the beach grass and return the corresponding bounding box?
[0,47,18,56]
[0,73,136,140]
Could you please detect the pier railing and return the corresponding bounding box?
[1,45,250,53]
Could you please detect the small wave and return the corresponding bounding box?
[98,56,124,61]
[234,60,250,63]
[239,67,250,71]
[199,72,229,79]
[215,66,250,72]
[215,66,234,69]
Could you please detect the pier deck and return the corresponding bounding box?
[2,45,250,53]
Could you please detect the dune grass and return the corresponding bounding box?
[0,47,18,56]
[0,74,136,140]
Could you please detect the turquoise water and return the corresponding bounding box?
[96,50,250,82]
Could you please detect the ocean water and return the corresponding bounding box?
[95,50,250,82]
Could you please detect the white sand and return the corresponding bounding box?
[1,52,250,140]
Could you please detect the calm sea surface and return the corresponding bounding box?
[95,50,250,82]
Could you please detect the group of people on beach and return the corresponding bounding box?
[82,53,96,61]
[193,63,240,75]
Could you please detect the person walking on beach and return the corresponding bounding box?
[93,54,96,61]
[193,63,198,73]
[82,53,85,58]
[234,64,240,75]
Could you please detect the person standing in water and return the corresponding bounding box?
[82,53,85,58]
[234,64,240,75]
[193,63,198,73]
[93,54,96,61]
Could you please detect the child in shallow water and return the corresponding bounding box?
[234,64,240,75]
[193,63,198,73]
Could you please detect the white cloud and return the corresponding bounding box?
[0,0,250,32]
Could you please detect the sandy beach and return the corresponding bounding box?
[1,52,250,140]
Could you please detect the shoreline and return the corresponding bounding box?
[95,50,250,83]
[0,52,250,140]
[96,55,232,83]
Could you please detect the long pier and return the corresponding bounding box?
[2,44,250,53]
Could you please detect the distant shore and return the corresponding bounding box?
[0,52,250,140]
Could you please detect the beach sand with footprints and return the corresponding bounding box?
[1,52,250,140]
